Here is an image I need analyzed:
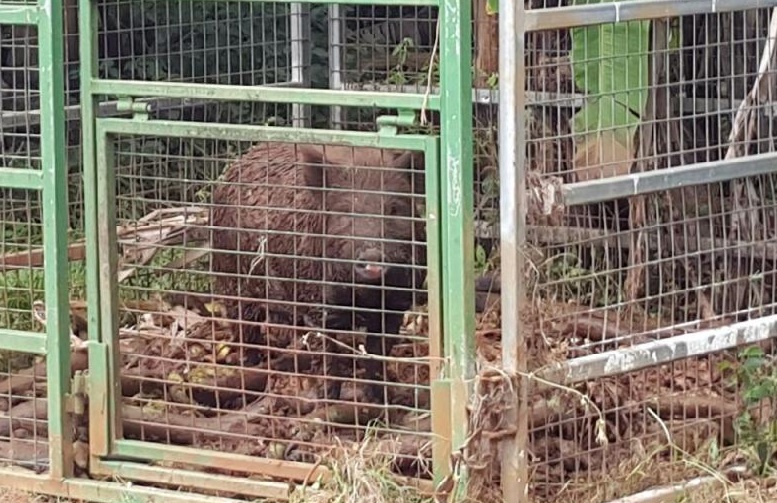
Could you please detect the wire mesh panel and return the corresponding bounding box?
[499,4,777,502]
[328,4,439,129]
[0,16,66,478]
[93,0,309,127]
[92,117,439,493]
[0,188,52,475]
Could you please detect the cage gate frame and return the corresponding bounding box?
[0,0,72,482]
[85,115,444,499]
[74,0,475,497]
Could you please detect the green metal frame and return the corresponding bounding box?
[0,0,73,484]
[86,117,444,498]
[0,0,476,498]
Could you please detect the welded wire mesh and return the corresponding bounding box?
[325,2,500,272]
[512,6,777,501]
[0,363,50,473]
[94,0,306,127]
[0,25,53,474]
[109,134,433,480]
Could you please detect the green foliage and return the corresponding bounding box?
[486,0,498,16]
[569,0,650,146]
[721,345,777,476]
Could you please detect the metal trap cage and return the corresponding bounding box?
[0,0,475,498]
[70,0,467,498]
[0,0,72,482]
[89,118,441,496]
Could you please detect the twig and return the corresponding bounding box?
[725,8,777,242]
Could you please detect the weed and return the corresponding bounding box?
[721,345,777,476]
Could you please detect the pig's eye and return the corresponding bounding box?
[387,203,400,216]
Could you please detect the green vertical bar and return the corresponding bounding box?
[37,0,73,479]
[439,0,475,495]
[79,0,116,457]
[422,138,449,486]
[95,124,123,444]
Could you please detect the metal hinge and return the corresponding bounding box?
[66,370,88,416]
[376,108,417,135]
[116,96,151,121]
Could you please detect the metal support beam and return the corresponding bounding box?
[38,0,74,480]
[538,315,777,386]
[0,4,39,25]
[91,79,440,111]
[526,0,777,32]
[0,168,43,190]
[498,0,528,499]
[0,330,47,354]
[562,150,777,206]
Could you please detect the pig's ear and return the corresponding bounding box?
[298,145,326,188]
[390,151,416,169]
[390,151,425,192]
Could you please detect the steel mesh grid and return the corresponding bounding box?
[92,0,307,129]
[504,5,777,501]
[329,5,439,91]
[96,0,297,86]
[108,133,434,480]
[0,24,60,476]
[521,340,770,501]
[2,7,85,265]
[523,8,777,340]
[0,186,56,475]
[0,353,53,474]
[1,24,41,171]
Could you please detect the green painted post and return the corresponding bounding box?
[440,0,475,496]
[37,0,74,479]
[78,0,119,458]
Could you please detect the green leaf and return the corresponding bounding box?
[744,382,775,404]
[486,0,498,15]
[570,0,650,139]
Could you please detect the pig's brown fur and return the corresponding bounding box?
[209,142,426,368]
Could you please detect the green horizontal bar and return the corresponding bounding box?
[562,150,777,206]
[0,466,240,503]
[94,459,291,500]
[96,117,434,151]
[112,440,324,482]
[0,329,47,355]
[525,0,777,31]
[0,4,39,25]
[0,167,43,190]
[90,79,440,111]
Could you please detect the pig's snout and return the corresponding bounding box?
[354,247,387,282]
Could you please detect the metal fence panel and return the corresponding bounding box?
[0,0,478,498]
[0,0,72,482]
[72,0,471,498]
[499,1,777,502]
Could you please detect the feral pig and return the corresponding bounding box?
[209,141,426,399]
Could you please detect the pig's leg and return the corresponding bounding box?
[303,307,363,402]
[362,312,404,402]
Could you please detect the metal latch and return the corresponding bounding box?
[116,97,151,120]
[66,370,88,416]
[376,109,417,135]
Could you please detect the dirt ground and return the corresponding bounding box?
[2,484,777,503]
